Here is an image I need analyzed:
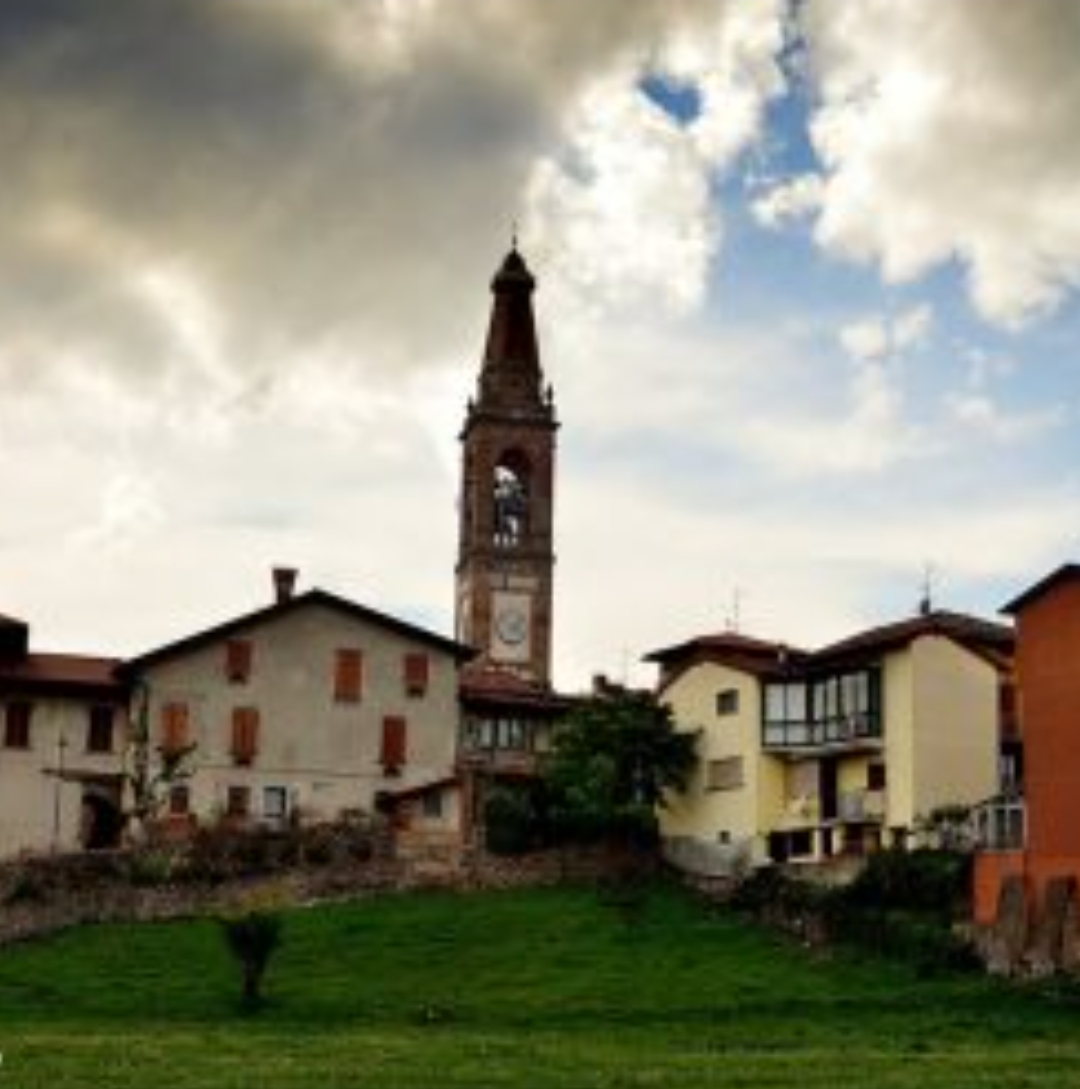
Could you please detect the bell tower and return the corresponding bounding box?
[455,246,557,686]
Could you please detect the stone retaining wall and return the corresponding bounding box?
[0,840,653,946]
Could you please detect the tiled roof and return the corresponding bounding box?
[644,632,807,678]
[459,666,573,713]
[645,610,1013,686]
[123,588,475,673]
[1001,563,1080,615]
[813,610,1013,663]
[0,653,124,695]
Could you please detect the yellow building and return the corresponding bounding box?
[647,612,1013,875]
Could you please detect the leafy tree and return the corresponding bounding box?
[544,690,698,845]
[483,782,545,855]
[220,909,282,1010]
[123,681,197,844]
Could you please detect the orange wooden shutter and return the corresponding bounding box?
[161,702,190,753]
[403,652,429,696]
[225,639,253,683]
[380,715,407,771]
[231,707,260,764]
[334,649,364,701]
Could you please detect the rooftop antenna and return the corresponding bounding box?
[511,218,519,252]
[725,587,742,633]
[919,562,935,616]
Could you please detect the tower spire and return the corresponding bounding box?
[474,247,547,414]
[456,246,559,686]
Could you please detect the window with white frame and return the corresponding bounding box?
[263,786,288,823]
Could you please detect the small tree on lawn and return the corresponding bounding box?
[544,689,698,848]
[123,681,196,844]
[220,909,282,1010]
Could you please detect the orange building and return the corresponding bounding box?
[973,564,1080,942]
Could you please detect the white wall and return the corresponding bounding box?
[136,600,462,825]
[0,697,126,857]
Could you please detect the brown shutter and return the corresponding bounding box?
[4,701,32,749]
[225,639,253,683]
[403,652,429,696]
[334,649,364,702]
[231,707,260,765]
[380,715,407,773]
[161,702,190,754]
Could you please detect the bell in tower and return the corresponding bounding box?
[455,246,558,686]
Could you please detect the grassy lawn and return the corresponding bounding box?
[0,882,1078,1087]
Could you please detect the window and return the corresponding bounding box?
[763,669,881,748]
[161,702,191,754]
[226,786,250,818]
[225,639,253,684]
[867,762,887,791]
[763,682,810,746]
[706,756,745,791]
[168,784,190,816]
[263,786,288,823]
[380,715,407,775]
[334,648,364,702]
[421,791,443,819]
[4,701,31,749]
[230,707,260,766]
[403,652,429,697]
[790,829,814,858]
[716,688,739,716]
[87,705,114,753]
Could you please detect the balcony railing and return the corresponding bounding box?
[763,714,882,752]
[837,788,886,823]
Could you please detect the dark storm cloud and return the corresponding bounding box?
[0,0,712,397]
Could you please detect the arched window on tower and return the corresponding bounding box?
[493,451,530,548]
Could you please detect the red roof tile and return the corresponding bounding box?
[813,610,1013,663]
[0,653,124,696]
[459,666,573,713]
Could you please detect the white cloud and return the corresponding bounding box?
[751,173,823,228]
[797,0,1080,326]
[839,304,932,362]
[947,394,1066,444]
[525,0,785,320]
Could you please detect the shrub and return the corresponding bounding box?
[483,783,544,855]
[841,848,971,919]
[220,909,282,1010]
[127,849,175,888]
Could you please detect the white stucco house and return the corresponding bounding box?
[121,569,474,837]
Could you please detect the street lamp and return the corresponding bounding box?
[52,731,68,852]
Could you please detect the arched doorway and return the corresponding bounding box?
[81,785,123,850]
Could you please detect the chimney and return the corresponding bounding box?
[272,567,298,604]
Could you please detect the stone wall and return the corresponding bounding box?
[0,838,653,946]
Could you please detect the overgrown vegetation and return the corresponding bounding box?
[484,690,698,853]
[0,883,1078,1087]
[732,849,977,972]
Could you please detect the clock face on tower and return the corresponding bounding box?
[494,605,528,645]
[491,590,532,662]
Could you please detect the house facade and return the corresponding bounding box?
[122,571,472,835]
[648,611,1013,875]
[0,613,128,857]
[973,564,1080,947]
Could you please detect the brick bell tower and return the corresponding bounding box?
[455,246,557,686]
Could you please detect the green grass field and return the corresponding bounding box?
[0,882,1078,1088]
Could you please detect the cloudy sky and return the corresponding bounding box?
[2,0,1078,688]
